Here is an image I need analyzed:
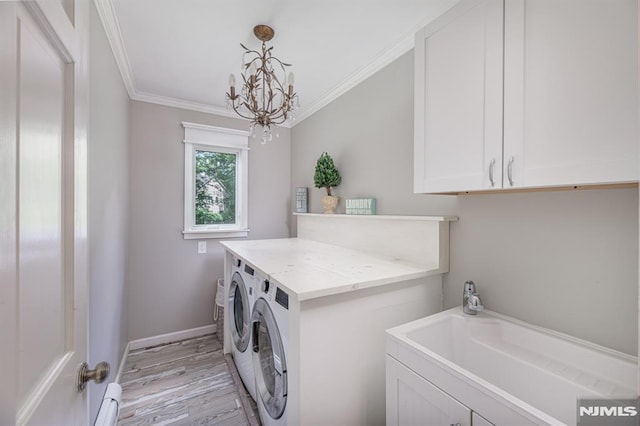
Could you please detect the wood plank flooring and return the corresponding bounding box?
[117,334,260,426]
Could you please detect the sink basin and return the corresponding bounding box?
[387,307,637,425]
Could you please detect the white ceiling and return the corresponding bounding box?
[96,0,459,126]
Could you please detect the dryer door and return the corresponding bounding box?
[251,298,287,420]
[228,272,251,352]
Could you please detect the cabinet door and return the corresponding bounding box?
[387,356,471,426]
[503,0,638,188]
[414,0,504,193]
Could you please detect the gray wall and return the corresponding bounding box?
[291,51,458,228]
[88,4,130,423]
[445,188,638,355]
[290,51,638,355]
[128,101,291,340]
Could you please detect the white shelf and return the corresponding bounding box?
[295,213,452,270]
[293,213,458,222]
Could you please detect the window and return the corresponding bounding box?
[183,122,249,239]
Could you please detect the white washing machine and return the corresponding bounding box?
[227,257,259,400]
[251,278,289,426]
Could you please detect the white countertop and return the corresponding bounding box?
[220,238,441,301]
[293,213,458,221]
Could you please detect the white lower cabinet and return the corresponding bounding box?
[387,356,494,426]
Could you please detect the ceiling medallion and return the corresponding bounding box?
[226,25,299,144]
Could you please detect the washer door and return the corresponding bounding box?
[252,298,287,420]
[228,272,250,352]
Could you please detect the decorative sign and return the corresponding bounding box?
[345,198,376,215]
[295,187,308,213]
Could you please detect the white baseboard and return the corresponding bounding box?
[113,342,130,383]
[128,324,217,351]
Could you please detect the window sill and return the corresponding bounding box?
[183,229,249,240]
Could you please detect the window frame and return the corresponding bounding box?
[182,122,249,239]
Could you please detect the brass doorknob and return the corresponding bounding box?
[76,361,110,392]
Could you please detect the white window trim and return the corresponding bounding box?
[182,122,250,239]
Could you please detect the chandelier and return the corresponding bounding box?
[226,25,299,144]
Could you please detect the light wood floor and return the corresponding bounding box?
[117,333,260,426]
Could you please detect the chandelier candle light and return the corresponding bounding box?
[226,25,300,144]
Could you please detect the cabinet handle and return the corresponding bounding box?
[507,156,514,186]
[488,158,496,187]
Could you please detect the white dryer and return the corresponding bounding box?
[228,257,258,400]
[251,279,289,426]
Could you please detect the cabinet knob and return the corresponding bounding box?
[507,156,515,186]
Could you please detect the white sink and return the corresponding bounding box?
[387,307,637,425]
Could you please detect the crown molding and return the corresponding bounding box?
[131,91,295,128]
[131,91,294,128]
[182,121,250,136]
[93,0,136,98]
[132,91,238,118]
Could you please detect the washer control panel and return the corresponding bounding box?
[244,264,255,276]
[258,279,289,310]
[275,288,289,310]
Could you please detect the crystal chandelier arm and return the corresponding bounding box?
[261,60,268,118]
[240,43,261,57]
[239,71,259,115]
[263,65,287,116]
[267,55,291,71]
[228,99,255,121]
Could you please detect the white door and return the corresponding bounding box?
[0,1,89,425]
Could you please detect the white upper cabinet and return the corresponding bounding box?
[503,0,638,188]
[415,0,638,193]
[414,0,504,193]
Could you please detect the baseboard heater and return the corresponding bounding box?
[94,383,122,426]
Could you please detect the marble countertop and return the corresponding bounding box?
[220,238,440,301]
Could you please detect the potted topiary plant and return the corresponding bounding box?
[314,152,342,214]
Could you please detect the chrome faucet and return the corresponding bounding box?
[463,280,484,315]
